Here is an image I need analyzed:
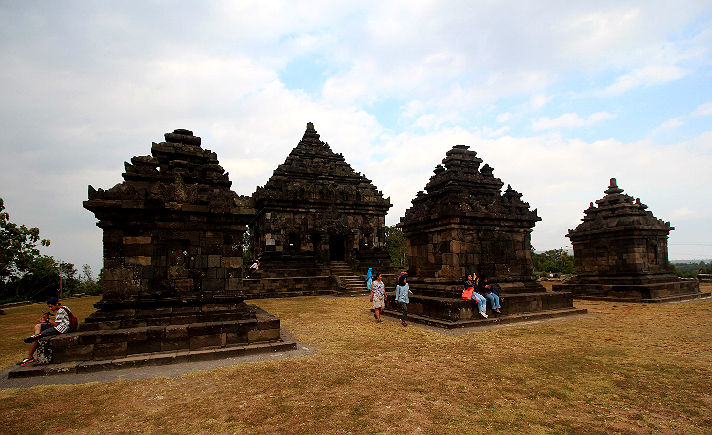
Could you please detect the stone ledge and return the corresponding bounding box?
[383,307,588,329]
[8,333,297,379]
[573,292,711,303]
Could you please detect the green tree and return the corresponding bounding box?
[0,197,50,281]
[531,247,575,275]
[385,225,408,270]
[76,263,103,295]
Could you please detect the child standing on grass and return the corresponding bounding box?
[370,272,385,323]
[395,273,412,326]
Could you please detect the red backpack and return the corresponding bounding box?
[59,306,79,332]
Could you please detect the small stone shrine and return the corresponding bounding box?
[387,145,585,327]
[12,129,295,377]
[553,178,707,302]
[246,122,393,297]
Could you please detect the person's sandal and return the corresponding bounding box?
[23,334,41,343]
[17,357,35,366]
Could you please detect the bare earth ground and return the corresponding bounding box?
[0,284,711,435]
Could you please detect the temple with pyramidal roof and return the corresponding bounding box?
[388,145,586,327]
[9,129,296,378]
[553,178,708,302]
[244,122,394,297]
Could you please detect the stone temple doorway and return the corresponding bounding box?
[329,235,345,261]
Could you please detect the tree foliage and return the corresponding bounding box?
[0,197,50,281]
[0,197,103,302]
[385,225,408,270]
[531,247,575,275]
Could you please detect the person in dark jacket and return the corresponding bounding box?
[478,275,501,316]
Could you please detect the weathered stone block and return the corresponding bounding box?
[53,344,94,363]
[248,328,280,342]
[123,236,152,244]
[189,334,223,349]
[93,342,128,360]
[126,256,152,266]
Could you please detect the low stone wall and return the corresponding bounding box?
[698,274,712,283]
[242,276,336,299]
[553,276,707,302]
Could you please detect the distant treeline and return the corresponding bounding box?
[669,261,712,278]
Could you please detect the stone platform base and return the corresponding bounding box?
[10,306,292,377]
[553,277,708,303]
[383,277,585,328]
[8,330,296,379]
[383,306,588,329]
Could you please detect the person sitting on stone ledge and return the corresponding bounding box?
[478,275,502,317]
[466,274,488,319]
[16,296,72,366]
[248,259,260,277]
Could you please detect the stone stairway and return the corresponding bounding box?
[330,261,367,296]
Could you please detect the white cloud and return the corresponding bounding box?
[599,65,688,96]
[650,117,684,136]
[530,95,548,109]
[496,112,512,123]
[532,112,615,131]
[692,101,712,117]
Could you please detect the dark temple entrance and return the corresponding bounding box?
[329,235,345,261]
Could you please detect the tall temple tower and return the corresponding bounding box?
[250,123,393,280]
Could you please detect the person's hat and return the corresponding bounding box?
[46,296,59,305]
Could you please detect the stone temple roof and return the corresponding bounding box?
[253,122,391,212]
[85,129,252,214]
[567,178,673,238]
[401,145,539,227]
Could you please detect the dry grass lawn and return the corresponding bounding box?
[1,284,711,435]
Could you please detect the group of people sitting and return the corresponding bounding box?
[462,273,501,318]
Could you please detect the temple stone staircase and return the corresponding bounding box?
[330,261,367,296]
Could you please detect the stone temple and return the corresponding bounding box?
[12,129,295,376]
[553,178,707,302]
[388,145,585,327]
[245,122,393,296]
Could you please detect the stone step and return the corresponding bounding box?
[575,291,711,303]
[382,307,588,329]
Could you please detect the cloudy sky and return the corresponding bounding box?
[1,1,711,275]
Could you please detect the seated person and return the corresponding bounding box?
[465,274,488,319]
[17,296,73,366]
[247,259,260,277]
[478,275,502,316]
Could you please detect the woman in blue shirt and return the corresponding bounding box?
[395,273,413,326]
